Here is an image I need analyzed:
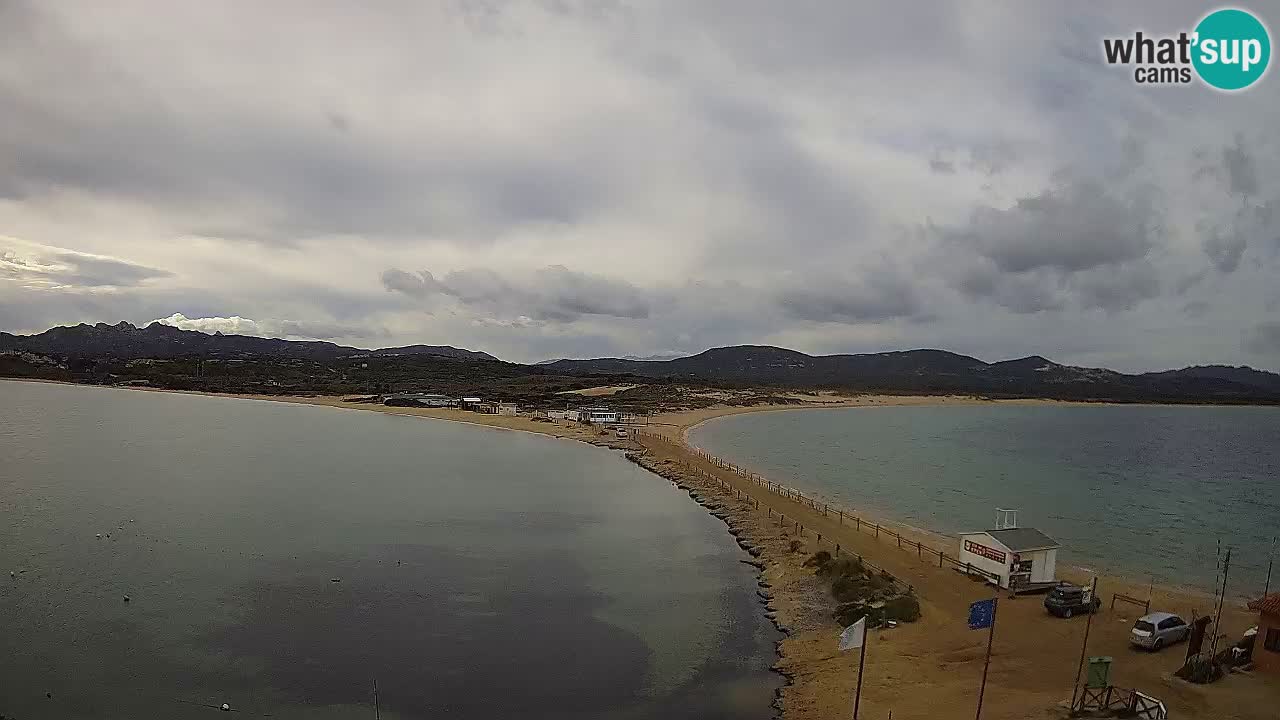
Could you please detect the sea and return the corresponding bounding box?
[690,403,1280,598]
[0,380,781,720]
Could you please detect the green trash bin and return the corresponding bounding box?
[1086,656,1112,688]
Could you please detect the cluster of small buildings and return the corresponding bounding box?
[379,393,517,415]
[378,394,628,424]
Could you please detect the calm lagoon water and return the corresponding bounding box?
[0,380,780,720]
[691,404,1280,597]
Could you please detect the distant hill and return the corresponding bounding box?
[4,323,1278,403]
[0,322,496,362]
[1140,365,1280,393]
[543,345,1280,402]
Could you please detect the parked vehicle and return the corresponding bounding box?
[615,427,628,438]
[1130,612,1190,651]
[1043,583,1101,618]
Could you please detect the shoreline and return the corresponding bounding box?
[4,379,1275,718]
[676,403,1257,607]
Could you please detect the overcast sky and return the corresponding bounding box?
[3,1,1279,370]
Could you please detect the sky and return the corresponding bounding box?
[2,1,1279,371]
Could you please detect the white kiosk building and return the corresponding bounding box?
[958,509,1060,591]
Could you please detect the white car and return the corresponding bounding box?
[1130,612,1190,651]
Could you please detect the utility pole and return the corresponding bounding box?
[1069,577,1099,711]
[1209,547,1232,661]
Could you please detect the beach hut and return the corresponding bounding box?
[1246,594,1280,674]
[958,510,1060,591]
[573,407,620,423]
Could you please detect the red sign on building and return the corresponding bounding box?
[964,539,1006,564]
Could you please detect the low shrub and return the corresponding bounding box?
[884,594,921,622]
[804,550,833,569]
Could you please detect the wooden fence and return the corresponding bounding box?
[632,430,1001,586]
[1073,685,1167,719]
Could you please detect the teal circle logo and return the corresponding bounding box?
[1192,8,1271,90]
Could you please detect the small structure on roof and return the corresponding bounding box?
[958,509,1060,591]
[1247,594,1280,674]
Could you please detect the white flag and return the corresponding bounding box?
[839,617,866,652]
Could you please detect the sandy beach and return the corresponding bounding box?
[9,381,1275,718]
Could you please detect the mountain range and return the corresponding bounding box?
[3,322,1279,402]
[0,322,496,361]
[543,345,1280,400]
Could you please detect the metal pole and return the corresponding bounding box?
[1265,537,1275,599]
[853,622,868,720]
[373,678,380,720]
[975,598,998,720]
[1069,577,1098,711]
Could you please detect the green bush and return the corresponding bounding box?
[804,550,832,570]
[820,556,864,579]
[884,594,921,622]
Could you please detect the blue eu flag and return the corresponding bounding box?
[968,598,996,630]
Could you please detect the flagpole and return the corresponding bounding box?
[853,621,868,720]
[974,597,998,720]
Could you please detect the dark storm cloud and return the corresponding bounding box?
[961,179,1156,274]
[382,265,652,321]
[777,270,924,324]
[933,176,1164,314]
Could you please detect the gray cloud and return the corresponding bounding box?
[1223,135,1259,198]
[933,175,1165,314]
[1202,228,1247,273]
[383,265,652,322]
[778,270,924,324]
[1,2,1278,369]
[1,241,171,288]
[379,269,440,299]
[153,313,378,340]
[929,158,956,175]
[1244,322,1280,356]
[961,179,1156,274]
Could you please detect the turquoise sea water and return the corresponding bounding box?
[690,404,1280,597]
[0,380,780,720]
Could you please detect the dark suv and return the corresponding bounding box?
[1043,583,1101,618]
